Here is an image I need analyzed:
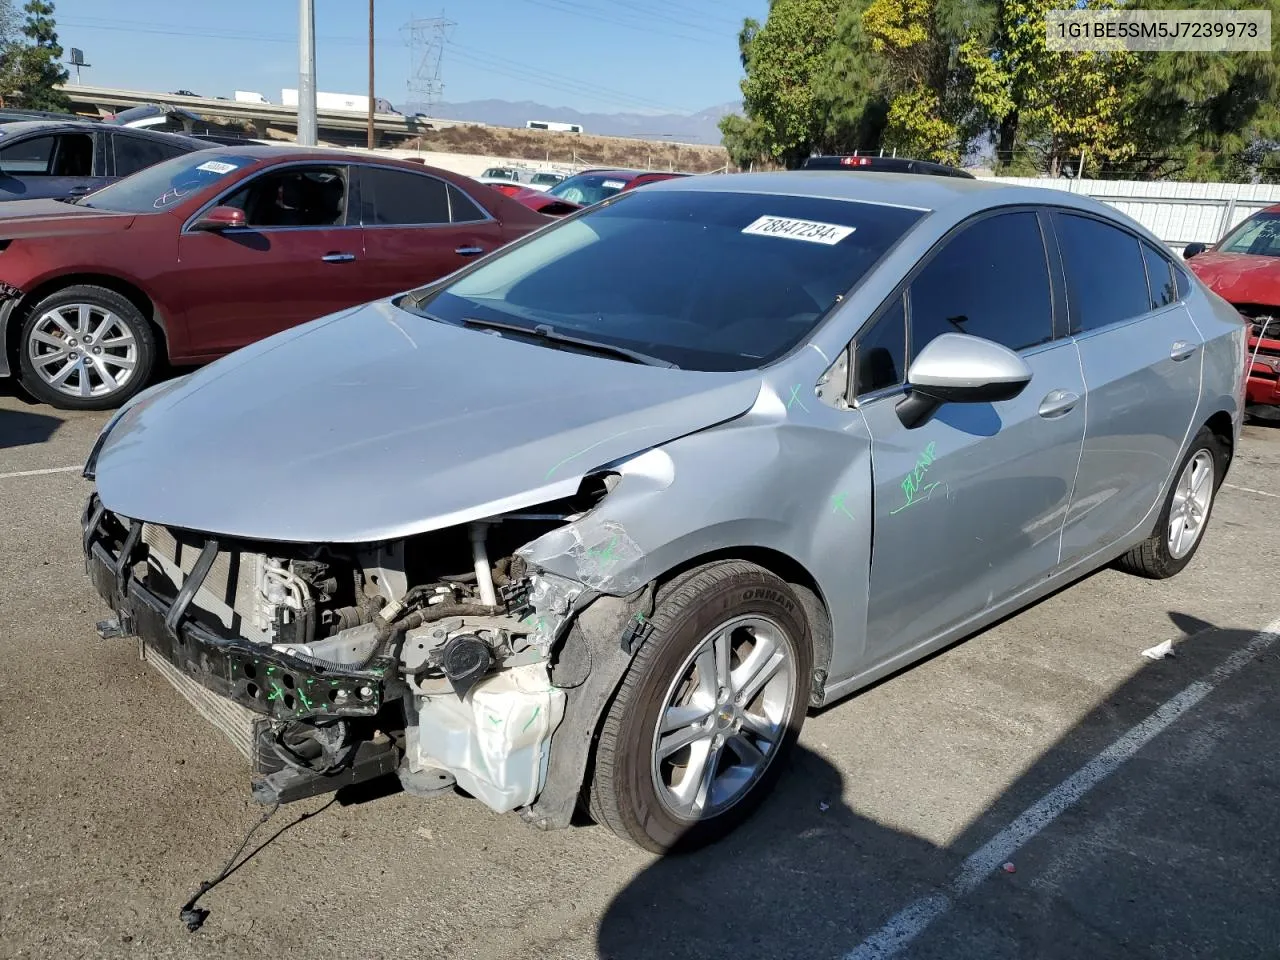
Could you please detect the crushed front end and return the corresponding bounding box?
[80,480,617,813]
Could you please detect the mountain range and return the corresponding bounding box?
[399,99,740,145]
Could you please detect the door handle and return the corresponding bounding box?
[1038,389,1080,419]
[1170,340,1197,361]
[455,246,485,256]
[322,252,356,263]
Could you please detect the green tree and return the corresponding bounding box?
[960,0,1137,176]
[0,0,69,111]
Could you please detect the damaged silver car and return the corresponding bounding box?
[82,173,1246,851]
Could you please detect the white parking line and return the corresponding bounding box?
[844,615,1280,960]
[0,464,82,480]
[1223,482,1280,499]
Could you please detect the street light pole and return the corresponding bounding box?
[367,0,375,150]
[298,0,318,146]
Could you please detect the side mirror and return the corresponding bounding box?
[1183,242,1207,260]
[190,205,246,232]
[896,332,1032,429]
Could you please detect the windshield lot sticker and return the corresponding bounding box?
[890,441,939,515]
[196,160,240,175]
[601,179,626,189]
[742,215,856,245]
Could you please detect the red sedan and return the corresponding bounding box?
[1185,205,1280,408]
[0,146,548,408]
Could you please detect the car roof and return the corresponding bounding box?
[801,154,974,178]
[639,169,1157,232]
[0,118,206,148]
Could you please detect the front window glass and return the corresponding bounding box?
[76,152,257,212]
[222,166,347,227]
[1218,211,1280,257]
[547,173,632,206]
[408,190,924,372]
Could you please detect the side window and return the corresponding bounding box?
[0,135,54,174]
[0,134,93,176]
[854,294,906,395]
[114,135,187,178]
[908,211,1052,355]
[448,183,488,223]
[1141,242,1177,310]
[1175,266,1190,300]
[220,166,348,228]
[1055,213,1150,333]
[361,167,449,225]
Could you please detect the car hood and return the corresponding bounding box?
[94,299,762,543]
[1188,250,1280,306]
[0,198,135,238]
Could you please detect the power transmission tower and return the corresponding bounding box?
[402,14,455,116]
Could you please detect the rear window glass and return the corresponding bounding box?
[77,152,256,212]
[413,190,925,372]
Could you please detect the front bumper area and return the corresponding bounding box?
[81,494,392,725]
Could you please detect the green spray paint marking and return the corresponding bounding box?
[830,492,855,520]
[521,706,541,733]
[296,688,314,711]
[587,535,619,569]
[488,714,503,726]
[266,681,283,702]
[543,429,641,480]
[890,441,940,515]
[787,383,809,413]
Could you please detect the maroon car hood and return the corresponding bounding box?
[1188,250,1280,306]
[0,198,135,239]
[510,187,581,215]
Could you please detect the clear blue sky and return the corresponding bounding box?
[51,0,762,115]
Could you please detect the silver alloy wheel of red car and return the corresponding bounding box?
[27,302,139,401]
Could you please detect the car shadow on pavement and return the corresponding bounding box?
[597,614,1280,960]
[0,404,62,449]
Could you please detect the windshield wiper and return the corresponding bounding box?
[461,316,678,368]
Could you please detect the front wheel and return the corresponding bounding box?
[1115,426,1225,579]
[16,285,156,410]
[587,561,812,852]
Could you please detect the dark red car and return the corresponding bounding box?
[1185,205,1280,409]
[507,168,689,216]
[0,146,548,409]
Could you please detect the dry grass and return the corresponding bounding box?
[404,124,730,173]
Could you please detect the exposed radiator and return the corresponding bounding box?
[143,641,258,761]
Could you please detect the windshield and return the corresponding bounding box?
[409,189,924,372]
[531,172,563,186]
[78,153,257,213]
[547,172,633,206]
[1219,211,1280,257]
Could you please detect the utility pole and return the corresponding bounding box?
[367,0,376,150]
[298,0,318,146]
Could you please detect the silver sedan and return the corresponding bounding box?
[81,171,1247,852]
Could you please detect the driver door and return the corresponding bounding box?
[171,163,369,356]
[857,209,1086,663]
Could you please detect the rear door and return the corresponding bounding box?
[0,131,105,200]
[1051,211,1203,563]
[356,165,506,294]
[172,162,367,355]
[858,209,1086,662]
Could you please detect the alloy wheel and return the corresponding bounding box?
[650,615,794,821]
[1168,449,1215,560]
[27,303,138,400]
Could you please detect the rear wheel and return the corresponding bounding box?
[16,285,156,410]
[588,561,812,852]
[1115,426,1224,579]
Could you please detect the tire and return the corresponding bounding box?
[1115,426,1225,579]
[16,285,156,410]
[588,561,813,853]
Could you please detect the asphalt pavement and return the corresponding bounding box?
[2,380,1278,960]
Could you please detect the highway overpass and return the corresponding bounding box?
[57,84,475,146]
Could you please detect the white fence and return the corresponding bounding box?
[984,176,1280,252]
